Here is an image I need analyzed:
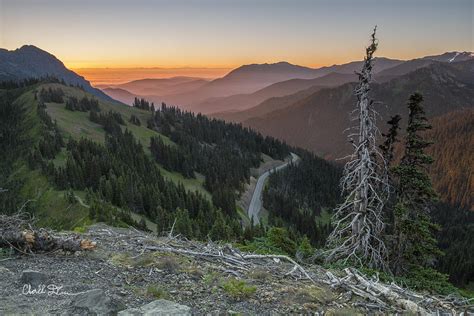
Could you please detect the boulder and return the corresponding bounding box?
[69,289,122,315]
[20,270,49,287]
[118,299,191,316]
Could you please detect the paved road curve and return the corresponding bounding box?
[247,153,299,225]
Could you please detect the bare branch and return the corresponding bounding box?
[325,27,390,272]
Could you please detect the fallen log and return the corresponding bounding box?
[0,213,96,253]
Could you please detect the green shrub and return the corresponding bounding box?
[221,278,256,300]
[203,272,219,285]
[146,284,169,299]
[0,248,13,259]
[235,227,297,256]
[267,227,297,255]
[297,236,314,260]
[398,267,458,295]
[325,262,459,296]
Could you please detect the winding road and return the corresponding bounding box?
[247,153,299,225]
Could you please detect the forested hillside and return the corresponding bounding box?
[426,109,473,211]
[262,151,341,246]
[0,80,342,246]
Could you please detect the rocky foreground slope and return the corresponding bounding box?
[0,223,471,315]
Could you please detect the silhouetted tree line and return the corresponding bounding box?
[0,78,44,89]
[89,110,125,134]
[39,87,64,103]
[133,97,155,111]
[65,96,99,112]
[129,114,141,126]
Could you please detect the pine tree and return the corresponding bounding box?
[391,93,440,275]
[174,208,193,237]
[380,114,402,168]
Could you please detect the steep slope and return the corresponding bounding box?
[375,51,473,82]
[0,82,212,229]
[212,85,325,122]
[422,51,473,63]
[1,80,311,239]
[102,87,138,105]
[199,73,357,114]
[0,45,116,102]
[243,60,474,158]
[425,109,473,211]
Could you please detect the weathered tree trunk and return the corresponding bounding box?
[0,229,96,253]
[325,27,390,271]
[0,212,96,253]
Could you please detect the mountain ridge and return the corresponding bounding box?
[0,45,118,103]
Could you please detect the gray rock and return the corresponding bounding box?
[118,299,191,316]
[69,289,122,315]
[20,270,49,287]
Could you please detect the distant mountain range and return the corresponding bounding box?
[100,77,209,99]
[98,52,472,114]
[98,58,403,111]
[198,72,358,114]
[0,45,116,102]
[233,60,473,158]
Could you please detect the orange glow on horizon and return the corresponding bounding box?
[68,52,372,86]
[73,67,234,86]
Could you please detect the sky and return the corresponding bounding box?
[0,0,472,81]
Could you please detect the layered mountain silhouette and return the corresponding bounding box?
[235,60,473,159]
[100,58,402,111]
[101,77,209,100]
[0,45,116,102]
[198,72,358,114]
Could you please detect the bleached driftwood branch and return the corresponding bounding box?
[145,242,315,282]
[324,267,472,314]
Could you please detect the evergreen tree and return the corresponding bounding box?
[391,93,440,275]
[174,208,193,237]
[380,114,402,167]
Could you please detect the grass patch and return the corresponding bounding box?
[236,205,250,227]
[203,272,219,285]
[156,256,180,273]
[248,269,270,281]
[221,278,256,301]
[146,284,169,299]
[298,285,335,304]
[17,166,90,230]
[158,167,211,200]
